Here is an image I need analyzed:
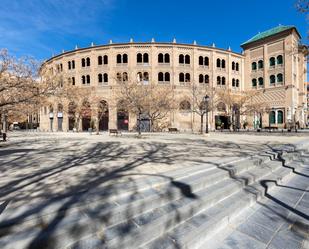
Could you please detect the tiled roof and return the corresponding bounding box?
[241,25,295,46]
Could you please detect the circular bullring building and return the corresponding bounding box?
[39,26,308,132]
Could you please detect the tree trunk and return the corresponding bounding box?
[200,114,204,134]
[138,112,141,136]
[96,117,100,135]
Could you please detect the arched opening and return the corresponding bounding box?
[81,58,85,67]
[86,57,90,67]
[269,57,275,66]
[123,72,128,81]
[269,111,275,124]
[185,73,190,82]
[103,73,108,83]
[277,73,283,83]
[82,75,86,85]
[277,55,283,65]
[185,55,190,64]
[252,62,257,70]
[57,103,63,131]
[98,100,109,131]
[143,53,149,63]
[72,60,75,69]
[116,72,122,82]
[104,55,108,64]
[252,78,257,87]
[270,75,276,85]
[68,61,71,70]
[199,74,203,83]
[117,100,129,130]
[258,60,263,69]
[277,110,284,124]
[205,57,209,66]
[179,73,185,83]
[258,77,264,86]
[232,78,235,87]
[81,100,91,131]
[205,75,209,83]
[221,60,226,68]
[165,72,170,82]
[123,54,128,63]
[164,53,170,63]
[222,77,226,85]
[86,75,90,84]
[143,72,149,83]
[98,56,103,65]
[117,54,122,63]
[232,62,235,70]
[217,76,221,85]
[137,53,143,63]
[179,54,184,64]
[98,73,103,83]
[216,58,221,68]
[158,72,164,82]
[137,72,143,82]
[158,53,163,63]
[179,100,191,111]
[199,56,203,65]
[236,79,239,87]
[236,62,239,71]
[68,102,76,131]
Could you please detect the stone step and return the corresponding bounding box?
[143,165,292,249]
[99,160,284,249]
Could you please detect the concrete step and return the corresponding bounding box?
[99,160,284,249]
[143,164,293,249]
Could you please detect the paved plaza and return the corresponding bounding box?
[0,131,308,248]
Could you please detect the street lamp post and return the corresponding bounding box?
[204,95,210,134]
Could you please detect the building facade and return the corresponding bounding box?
[39,25,307,132]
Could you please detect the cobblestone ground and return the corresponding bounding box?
[0,131,308,248]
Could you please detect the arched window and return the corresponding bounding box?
[81,58,86,67]
[179,54,184,64]
[185,73,190,82]
[277,55,283,65]
[103,73,108,83]
[82,75,86,84]
[222,77,226,85]
[117,54,122,64]
[221,60,226,68]
[236,79,239,87]
[217,58,221,68]
[270,75,276,84]
[252,78,257,87]
[86,75,90,84]
[205,57,209,66]
[236,63,239,71]
[232,62,235,70]
[277,73,283,83]
[72,77,75,85]
[117,72,122,81]
[252,62,257,70]
[205,75,209,83]
[185,55,190,64]
[104,55,108,64]
[164,53,170,63]
[123,54,128,63]
[199,56,203,65]
[232,78,235,87]
[98,56,103,65]
[72,60,75,69]
[269,57,275,66]
[179,73,185,82]
[258,60,263,69]
[98,73,103,83]
[199,74,203,83]
[158,72,164,81]
[217,76,221,85]
[277,110,283,124]
[179,100,191,111]
[137,53,143,63]
[143,53,149,63]
[123,72,128,81]
[269,111,275,124]
[158,53,164,63]
[68,61,71,70]
[143,72,149,81]
[86,57,90,67]
[258,77,264,86]
[137,72,143,82]
[165,72,170,82]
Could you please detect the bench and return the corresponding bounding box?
[168,127,179,133]
[109,129,122,136]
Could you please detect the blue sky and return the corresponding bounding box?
[0,0,307,61]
